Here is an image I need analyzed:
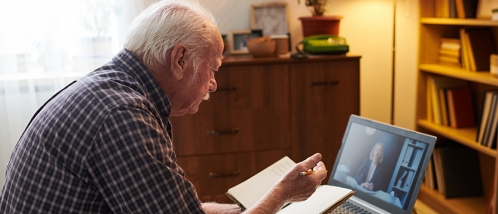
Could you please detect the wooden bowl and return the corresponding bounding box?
[247,37,276,57]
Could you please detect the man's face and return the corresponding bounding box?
[171,30,223,116]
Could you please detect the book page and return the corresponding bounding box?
[226,156,296,209]
[277,185,354,214]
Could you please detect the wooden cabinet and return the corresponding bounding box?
[416,1,498,213]
[170,55,360,202]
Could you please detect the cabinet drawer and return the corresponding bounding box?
[171,107,291,156]
[198,64,289,111]
[177,150,289,202]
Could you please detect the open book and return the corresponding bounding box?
[225,156,355,213]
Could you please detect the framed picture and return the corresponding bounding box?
[250,3,289,36]
[229,30,263,54]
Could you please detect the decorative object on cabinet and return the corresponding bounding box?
[247,36,276,57]
[250,2,289,36]
[229,30,263,55]
[221,34,228,55]
[416,1,498,213]
[299,16,342,37]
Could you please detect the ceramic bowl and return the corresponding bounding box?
[247,37,276,57]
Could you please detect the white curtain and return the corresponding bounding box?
[0,0,142,186]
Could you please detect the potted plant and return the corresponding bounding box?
[298,0,342,37]
[298,0,327,16]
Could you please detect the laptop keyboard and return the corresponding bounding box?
[330,201,372,214]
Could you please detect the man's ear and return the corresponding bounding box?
[170,44,187,80]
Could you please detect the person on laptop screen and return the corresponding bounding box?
[354,142,385,191]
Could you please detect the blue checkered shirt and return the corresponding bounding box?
[0,49,205,213]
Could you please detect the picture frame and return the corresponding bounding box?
[250,2,289,36]
[229,30,263,55]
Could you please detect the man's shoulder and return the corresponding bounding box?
[78,69,149,108]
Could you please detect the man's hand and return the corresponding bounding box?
[219,153,328,214]
[277,153,328,203]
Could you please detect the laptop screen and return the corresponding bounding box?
[328,115,436,214]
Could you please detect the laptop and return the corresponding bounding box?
[327,115,436,214]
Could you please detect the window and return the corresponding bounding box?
[0,0,139,185]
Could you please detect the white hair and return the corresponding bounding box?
[124,0,218,76]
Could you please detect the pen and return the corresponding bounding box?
[300,171,314,176]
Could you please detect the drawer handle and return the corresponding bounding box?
[207,128,240,136]
[310,81,339,86]
[217,86,237,92]
[209,170,241,178]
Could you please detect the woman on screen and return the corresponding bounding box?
[354,142,385,191]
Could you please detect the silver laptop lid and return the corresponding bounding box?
[328,115,436,214]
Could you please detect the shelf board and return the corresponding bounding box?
[419,64,498,86]
[421,18,498,26]
[418,185,487,214]
[417,119,497,157]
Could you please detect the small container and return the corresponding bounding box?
[270,35,289,55]
[247,37,276,57]
[493,9,498,21]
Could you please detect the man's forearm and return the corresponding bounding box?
[202,202,242,214]
[243,186,287,214]
[201,187,286,214]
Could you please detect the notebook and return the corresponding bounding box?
[328,115,436,214]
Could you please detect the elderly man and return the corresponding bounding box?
[0,0,327,213]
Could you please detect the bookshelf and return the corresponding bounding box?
[417,1,498,214]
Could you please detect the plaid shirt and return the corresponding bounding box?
[0,49,205,213]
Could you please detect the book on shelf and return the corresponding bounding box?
[446,87,476,128]
[439,49,460,58]
[225,156,355,213]
[460,27,497,71]
[423,155,437,190]
[436,0,458,18]
[438,38,461,67]
[476,90,498,148]
[438,56,460,67]
[432,143,484,198]
[432,147,446,195]
[460,28,471,70]
[438,88,450,126]
[455,0,478,18]
[426,78,434,123]
[476,90,497,144]
[427,76,468,125]
[483,94,498,148]
[466,28,497,71]
[439,38,461,51]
